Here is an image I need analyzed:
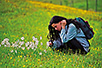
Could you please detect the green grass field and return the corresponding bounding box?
[0,0,102,68]
[33,0,102,12]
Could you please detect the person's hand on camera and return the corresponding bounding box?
[49,41,53,47]
[49,42,52,45]
[60,20,66,29]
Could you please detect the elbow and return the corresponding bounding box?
[62,40,68,43]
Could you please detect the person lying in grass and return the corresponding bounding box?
[47,16,90,54]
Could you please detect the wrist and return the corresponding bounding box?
[62,26,65,29]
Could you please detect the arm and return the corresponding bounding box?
[60,23,77,43]
[49,38,63,49]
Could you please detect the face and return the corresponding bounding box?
[51,22,62,31]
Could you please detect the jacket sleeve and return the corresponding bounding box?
[60,23,77,43]
[52,38,63,49]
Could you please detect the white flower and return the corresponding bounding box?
[4,45,7,47]
[15,44,18,47]
[15,50,17,53]
[29,44,32,48]
[12,43,15,47]
[15,39,20,44]
[41,42,43,45]
[0,44,1,47]
[1,41,5,45]
[21,37,24,40]
[19,41,21,45]
[35,46,37,48]
[21,47,25,50]
[32,36,37,41]
[29,42,33,47]
[12,43,18,47]
[35,38,38,41]
[32,43,35,47]
[11,50,13,53]
[44,50,47,53]
[46,46,49,49]
[40,65,42,67]
[40,36,42,40]
[39,52,42,55]
[35,40,39,45]
[4,38,9,42]
[19,41,24,46]
[34,49,36,51]
[27,47,30,50]
[31,46,34,50]
[25,42,29,47]
[46,42,50,48]
[46,42,49,46]
[32,36,35,40]
[19,45,21,48]
[6,41,10,47]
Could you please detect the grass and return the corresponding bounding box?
[33,0,102,12]
[0,0,102,68]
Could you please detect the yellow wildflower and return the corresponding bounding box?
[82,65,84,68]
[89,64,93,67]
[63,66,65,68]
[13,64,14,66]
[91,54,93,56]
[30,55,31,57]
[23,65,25,67]
[51,53,52,55]
[26,60,28,62]
[77,57,79,60]
[0,63,2,65]
[20,55,22,58]
[13,59,15,61]
[29,63,31,65]
[64,53,65,55]
[10,57,12,59]
[38,59,40,61]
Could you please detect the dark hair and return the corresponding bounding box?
[47,16,80,41]
[49,16,68,25]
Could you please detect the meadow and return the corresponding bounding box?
[33,0,102,12]
[0,0,102,68]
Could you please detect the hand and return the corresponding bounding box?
[60,20,66,29]
[49,42,53,47]
[49,42,52,45]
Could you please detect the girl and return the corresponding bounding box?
[47,16,90,54]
